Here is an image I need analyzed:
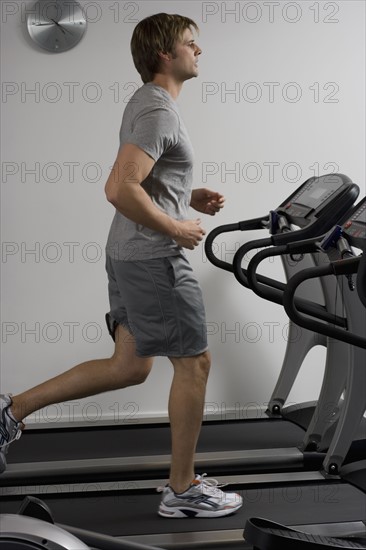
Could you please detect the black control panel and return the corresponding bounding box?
[277,174,355,227]
[342,197,366,248]
[290,177,343,209]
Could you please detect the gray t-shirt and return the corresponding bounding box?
[106,82,194,261]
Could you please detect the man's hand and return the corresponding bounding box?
[174,219,206,250]
[190,188,225,216]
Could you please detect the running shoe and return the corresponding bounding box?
[158,473,243,518]
[0,394,23,473]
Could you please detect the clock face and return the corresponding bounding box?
[27,0,87,53]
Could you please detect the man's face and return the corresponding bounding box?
[169,28,202,82]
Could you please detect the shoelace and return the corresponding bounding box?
[0,406,24,449]
[0,429,22,449]
[197,473,228,494]
[156,473,228,494]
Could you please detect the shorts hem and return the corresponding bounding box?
[105,313,132,342]
[135,346,209,359]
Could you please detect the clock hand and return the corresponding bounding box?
[50,18,66,34]
[50,18,74,36]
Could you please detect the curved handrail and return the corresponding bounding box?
[283,257,365,349]
[245,240,347,328]
[204,216,268,274]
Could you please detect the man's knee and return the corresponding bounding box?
[130,363,151,385]
[196,350,211,378]
[110,354,153,386]
[170,350,211,381]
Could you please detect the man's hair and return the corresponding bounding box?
[131,13,199,83]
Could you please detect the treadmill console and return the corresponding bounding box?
[342,198,366,248]
[278,174,351,226]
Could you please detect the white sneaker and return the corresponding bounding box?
[158,474,243,518]
[0,394,23,473]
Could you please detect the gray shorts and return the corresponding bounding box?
[105,253,208,358]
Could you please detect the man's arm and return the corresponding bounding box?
[105,143,205,250]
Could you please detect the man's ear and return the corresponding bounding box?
[159,51,172,62]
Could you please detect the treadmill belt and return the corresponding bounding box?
[7,420,304,463]
[1,483,365,538]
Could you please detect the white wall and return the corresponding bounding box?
[1,0,365,424]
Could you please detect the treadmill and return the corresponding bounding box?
[243,198,366,549]
[241,197,366,475]
[206,173,361,456]
[1,174,361,489]
[204,172,365,470]
[1,194,366,550]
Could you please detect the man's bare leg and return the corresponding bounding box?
[168,351,211,494]
[10,324,154,422]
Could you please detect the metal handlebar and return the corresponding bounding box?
[283,257,366,349]
[204,216,269,275]
[243,240,347,328]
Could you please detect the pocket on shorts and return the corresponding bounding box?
[164,257,176,288]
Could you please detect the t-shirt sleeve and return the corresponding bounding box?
[127,107,180,162]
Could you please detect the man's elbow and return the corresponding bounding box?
[105,182,117,205]
[105,179,124,208]
[105,183,131,217]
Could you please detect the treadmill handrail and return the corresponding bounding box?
[232,182,359,288]
[204,216,268,273]
[243,196,366,314]
[232,233,334,290]
[282,258,366,349]
[245,241,347,328]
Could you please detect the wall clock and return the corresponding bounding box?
[27,0,87,53]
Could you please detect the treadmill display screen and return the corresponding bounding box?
[354,208,366,224]
[294,178,344,210]
[344,200,366,242]
[308,187,327,200]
